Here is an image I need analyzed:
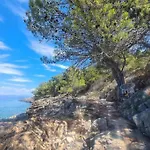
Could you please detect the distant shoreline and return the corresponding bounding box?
[0,113,28,122]
[0,95,31,121]
[20,97,34,103]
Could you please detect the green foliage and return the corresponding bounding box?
[33,53,150,100]
[33,66,103,99]
[126,53,150,72]
[26,0,150,87]
[83,66,102,85]
[26,0,150,64]
[32,82,51,99]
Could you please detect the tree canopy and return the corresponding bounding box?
[26,0,150,86]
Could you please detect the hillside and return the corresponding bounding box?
[1,63,150,149]
[2,0,150,149]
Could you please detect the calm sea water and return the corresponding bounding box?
[0,95,31,119]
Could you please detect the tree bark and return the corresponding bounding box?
[103,57,125,87]
[111,65,125,87]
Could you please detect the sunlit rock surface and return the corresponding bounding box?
[0,94,150,150]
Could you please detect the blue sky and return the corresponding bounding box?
[0,0,69,96]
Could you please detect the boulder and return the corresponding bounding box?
[91,118,108,132]
[133,109,150,137]
[137,101,150,112]
[119,89,150,122]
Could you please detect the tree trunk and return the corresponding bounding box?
[103,57,125,87]
[111,65,125,87]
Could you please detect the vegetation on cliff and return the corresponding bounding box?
[33,51,150,100]
[33,66,108,99]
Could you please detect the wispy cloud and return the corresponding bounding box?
[0,54,10,59]
[30,41,55,57]
[34,74,46,78]
[0,63,25,76]
[23,29,55,57]
[0,63,28,69]
[0,41,11,50]
[0,63,28,76]
[43,64,56,72]
[9,77,32,82]
[5,1,26,18]
[0,86,33,96]
[51,64,69,69]
[1,82,26,87]
[0,68,22,76]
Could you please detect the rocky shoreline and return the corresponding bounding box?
[1,92,150,150]
[20,97,34,103]
[0,113,28,122]
[0,97,33,123]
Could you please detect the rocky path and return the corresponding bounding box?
[86,98,150,150]
[0,96,150,150]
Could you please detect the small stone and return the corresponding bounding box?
[66,137,74,142]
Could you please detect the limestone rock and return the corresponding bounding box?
[133,109,150,137]
[119,89,150,121]
[91,118,108,132]
[1,94,150,150]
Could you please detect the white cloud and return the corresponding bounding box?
[30,41,54,57]
[9,77,32,82]
[0,41,11,50]
[0,63,28,76]
[43,64,56,72]
[34,74,46,78]
[5,1,26,18]
[0,86,33,96]
[0,68,22,76]
[51,64,69,69]
[1,82,26,87]
[0,54,10,59]
[0,63,24,76]
[0,63,28,69]
[23,29,55,57]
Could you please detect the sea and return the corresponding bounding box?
[0,95,31,119]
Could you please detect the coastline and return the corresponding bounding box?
[0,113,28,122]
[20,97,34,103]
[1,94,150,149]
[0,96,32,122]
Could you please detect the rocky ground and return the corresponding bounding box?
[0,93,150,150]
